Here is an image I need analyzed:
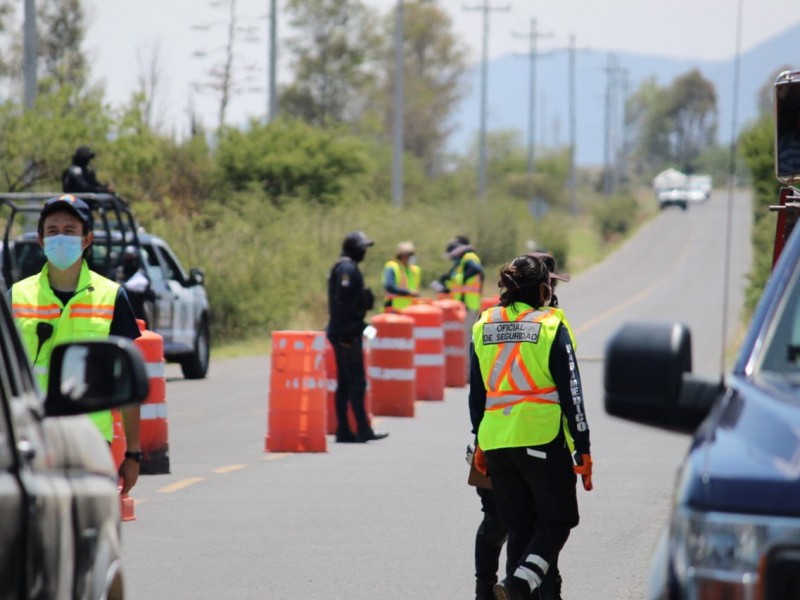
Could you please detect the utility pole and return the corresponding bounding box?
[23,0,37,109]
[268,0,278,121]
[391,0,405,208]
[602,54,627,196]
[514,18,552,176]
[617,68,631,191]
[568,35,578,216]
[465,0,510,203]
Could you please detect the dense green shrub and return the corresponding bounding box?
[591,194,639,242]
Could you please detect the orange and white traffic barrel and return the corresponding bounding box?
[368,313,415,417]
[324,339,373,434]
[435,299,467,388]
[266,331,327,452]
[134,319,169,474]
[401,304,445,401]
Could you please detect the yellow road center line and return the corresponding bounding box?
[262,453,288,460]
[575,240,693,335]
[213,464,248,474]
[158,477,205,493]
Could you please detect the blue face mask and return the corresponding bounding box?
[44,234,84,270]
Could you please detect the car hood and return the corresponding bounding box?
[677,376,800,516]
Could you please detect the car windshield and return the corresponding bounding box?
[756,254,800,383]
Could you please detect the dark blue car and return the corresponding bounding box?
[604,204,800,597]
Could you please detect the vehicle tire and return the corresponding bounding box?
[180,318,210,379]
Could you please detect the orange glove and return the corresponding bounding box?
[573,453,593,491]
[474,445,488,477]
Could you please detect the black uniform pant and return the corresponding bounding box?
[328,336,369,433]
[475,486,509,592]
[485,435,578,589]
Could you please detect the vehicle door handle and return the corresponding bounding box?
[17,439,36,462]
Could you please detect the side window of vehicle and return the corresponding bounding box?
[142,245,165,288]
[155,245,188,286]
[761,264,800,373]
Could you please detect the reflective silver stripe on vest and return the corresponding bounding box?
[141,403,168,420]
[70,306,114,318]
[414,327,443,340]
[368,366,415,381]
[485,390,559,409]
[415,354,445,366]
[485,310,545,390]
[370,337,415,351]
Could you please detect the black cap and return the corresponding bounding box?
[343,231,374,251]
[40,194,92,228]
[73,146,95,160]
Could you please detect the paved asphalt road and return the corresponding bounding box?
[123,190,752,599]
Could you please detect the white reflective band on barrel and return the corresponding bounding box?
[326,379,337,392]
[145,361,165,379]
[485,390,559,409]
[141,403,168,420]
[415,354,445,366]
[414,327,443,340]
[443,322,462,331]
[368,366,416,381]
[445,346,463,355]
[370,337,415,351]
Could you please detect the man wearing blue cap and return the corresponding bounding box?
[10,194,143,493]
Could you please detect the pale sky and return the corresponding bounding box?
[81,0,800,137]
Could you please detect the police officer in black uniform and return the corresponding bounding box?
[326,231,389,444]
[62,146,114,194]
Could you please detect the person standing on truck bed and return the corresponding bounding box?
[62,146,114,194]
[10,194,143,494]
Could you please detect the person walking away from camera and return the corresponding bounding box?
[382,241,421,312]
[470,251,573,600]
[117,245,155,327]
[469,254,592,600]
[326,231,389,444]
[10,194,143,493]
[62,146,114,194]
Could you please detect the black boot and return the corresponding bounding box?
[475,578,495,600]
[492,576,532,600]
[539,568,562,600]
[356,427,389,442]
[335,428,359,443]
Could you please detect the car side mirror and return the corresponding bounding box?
[775,70,800,183]
[189,267,205,286]
[604,321,721,433]
[44,337,149,417]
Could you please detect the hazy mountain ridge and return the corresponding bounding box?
[450,21,800,165]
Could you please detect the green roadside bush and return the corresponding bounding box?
[591,194,639,242]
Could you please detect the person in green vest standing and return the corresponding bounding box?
[10,194,143,494]
[442,236,484,375]
[469,254,592,600]
[382,241,421,312]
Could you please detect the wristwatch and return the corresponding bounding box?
[124,450,143,463]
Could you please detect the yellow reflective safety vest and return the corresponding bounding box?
[451,251,482,312]
[11,262,120,442]
[383,259,421,311]
[473,303,574,451]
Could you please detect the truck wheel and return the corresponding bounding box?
[180,319,210,379]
